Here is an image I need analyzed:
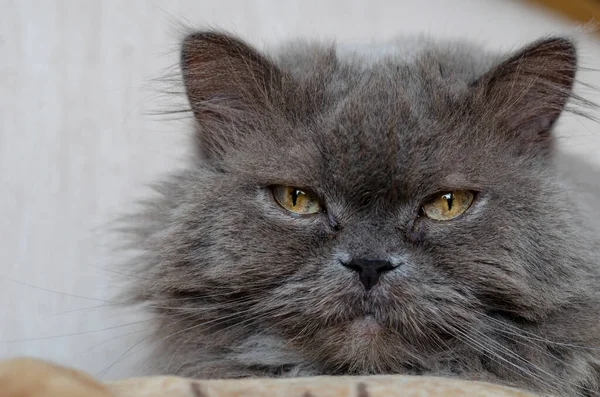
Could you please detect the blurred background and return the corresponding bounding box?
[1,0,599,380]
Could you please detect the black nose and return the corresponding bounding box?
[342,259,396,291]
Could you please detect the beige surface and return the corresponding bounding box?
[0,358,539,397]
[0,358,112,397]
[1,0,599,381]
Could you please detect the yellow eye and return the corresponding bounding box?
[272,186,322,215]
[422,191,475,221]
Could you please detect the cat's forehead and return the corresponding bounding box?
[292,41,494,145]
[242,42,503,200]
[296,47,489,196]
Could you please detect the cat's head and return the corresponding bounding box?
[133,32,595,379]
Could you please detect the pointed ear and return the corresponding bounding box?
[471,37,577,152]
[180,31,287,159]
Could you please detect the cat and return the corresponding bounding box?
[120,30,600,396]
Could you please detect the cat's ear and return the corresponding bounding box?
[471,37,577,152]
[180,31,287,159]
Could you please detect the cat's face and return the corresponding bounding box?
[134,32,592,380]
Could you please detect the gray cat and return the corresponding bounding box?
[122,31,600,396]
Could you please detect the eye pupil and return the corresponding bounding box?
[443,193,454,211]
[291,189,300,206]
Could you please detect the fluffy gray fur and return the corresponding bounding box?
[122,31,600,396]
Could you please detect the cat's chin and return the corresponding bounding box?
[347,314,383,338]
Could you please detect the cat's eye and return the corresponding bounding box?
[271,186,323,215]
[421,191,475,221]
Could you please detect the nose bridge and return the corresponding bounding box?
[342,218,393,260]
